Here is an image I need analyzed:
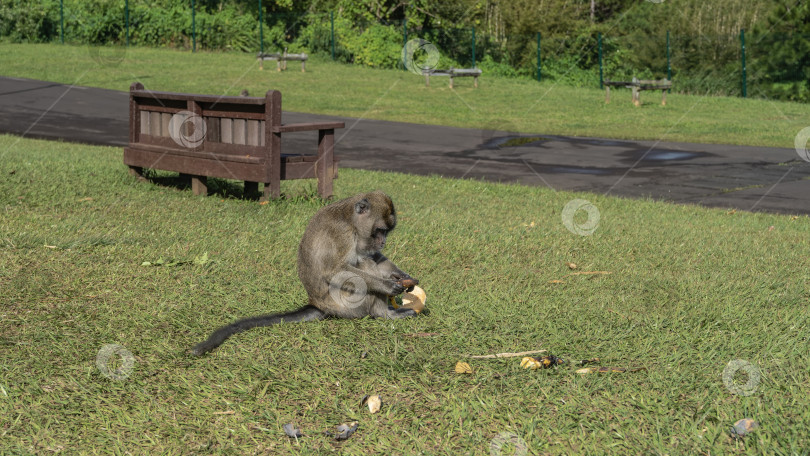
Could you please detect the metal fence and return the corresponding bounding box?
[8,0,808,102]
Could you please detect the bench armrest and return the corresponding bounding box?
[273,122,345,133]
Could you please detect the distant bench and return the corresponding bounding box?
[257,49,308,72]
[422,68,482,88]
[123,82,343,200]
[604,78,672,106]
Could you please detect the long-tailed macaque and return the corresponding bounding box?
[191,191,419,356]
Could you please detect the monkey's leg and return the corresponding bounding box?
[191,305,326,356]
[369,300,417,319]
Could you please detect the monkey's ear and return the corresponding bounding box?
[355,199,370,215]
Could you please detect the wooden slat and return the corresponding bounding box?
[139,111,149,135]
[205,117,221,143]
[233,119,246,145]
[132,90,265,105]
[149,112,161,136]
[221,118,233,144]
[132,104,183,114]
[247,120,260,146]
[124,146,268,182]
[200,110,265,121]
[160,113,171,138]
[274,122,345,133]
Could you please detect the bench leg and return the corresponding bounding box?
[301,61,306,72]
[425,73,430,87]
[632,86,640,107]
[191,176,207,196]
[474,75,479,88]
[449,75,454,89]
[128,165,147,182]
[262,181,280,201]
[317,128,335,199]
[244,181,259,197]
[661,89,667,106]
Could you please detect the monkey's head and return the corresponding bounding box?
[353,191,396,254]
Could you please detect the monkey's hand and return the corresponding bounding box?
[391,273,419,292]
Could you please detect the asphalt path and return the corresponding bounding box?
[2,76,808,215]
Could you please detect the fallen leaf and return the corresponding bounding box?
[78,197,93,202]
[404,332,439,338]
[361,395,382,413]
[727,209,737,215]
[455,361,472,374]
[259,201,269,205]
[332,421,358,440]
[768,226,775,231]
[283,423,303,438]
[548,279,565,284]
[730,418,759,439]
[566,262,577,269]
[213,410,235,415]
[521,355,564,370]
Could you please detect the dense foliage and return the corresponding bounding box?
[1,0,807,101]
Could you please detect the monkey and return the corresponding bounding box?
[191,191,420,356]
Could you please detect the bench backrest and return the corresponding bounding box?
[128,82,280,158]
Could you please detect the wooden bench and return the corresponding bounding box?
[422,68,482,88]
[257,49,308,72]
[604,78,672,106]
[123,82,344,200]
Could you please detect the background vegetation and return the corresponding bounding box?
[1,0,808,101]
[1,134,809,454]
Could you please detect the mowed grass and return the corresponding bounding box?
[1,134,809,454]
[0,43,808,148]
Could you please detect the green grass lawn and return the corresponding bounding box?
[1,43,808,148]
[1,134,809,454]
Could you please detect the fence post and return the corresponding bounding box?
[258,0,263,56]
[598,32,603,89]
[666,30,671,91]
[125,0,130,46]
[330,12,335,60]
[402,18,407,70]
[59,0,64,44]
[191,0,196,52]
[471,27,476,68]
[536,32,541,82]
[740,29,747,98]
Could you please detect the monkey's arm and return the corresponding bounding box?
[336,262,410,296]
[368,253,418,289]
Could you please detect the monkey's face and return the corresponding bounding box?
[353,193,397,255]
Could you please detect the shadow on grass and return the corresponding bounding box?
[140,169,321,201]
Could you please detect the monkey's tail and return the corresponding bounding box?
[191,305,326,356]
